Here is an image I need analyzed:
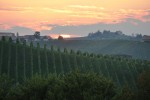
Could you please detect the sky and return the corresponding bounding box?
[0,0,150,37]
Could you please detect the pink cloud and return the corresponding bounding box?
[0,5,150,31]
[0,6,33,12]
[0,24,12,30]
[17,22,53,31]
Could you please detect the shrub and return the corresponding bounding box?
[62,71,116,100]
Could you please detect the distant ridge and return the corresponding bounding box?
[87,30,143,41]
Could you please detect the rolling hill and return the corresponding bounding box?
[0,38,150,90]
[37,39,150,60]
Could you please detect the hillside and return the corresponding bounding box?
[0,38,150,90]
[37,39,150,60]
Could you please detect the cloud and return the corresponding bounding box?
[0,21,53,33]
[0,7,33,12]
[68,5,105,10]
[68,5,98,9]
[118,9,150,22]
[18,22,53,31]
[0,5,150,34]
[0,7,21,11]
[1,19,150,36]
[0,26,34,35]
[43,7,150,25]
[1,6,149,25]
[44,20,150,36]
[43,8,72,13]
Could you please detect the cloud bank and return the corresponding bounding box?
[0,1,150,36]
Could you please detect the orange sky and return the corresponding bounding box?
[0,0,150,36]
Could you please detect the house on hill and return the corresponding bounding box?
[143,35,150,42]
[19,35,52,42]
[0,32,16,40]
[19,35,36,42]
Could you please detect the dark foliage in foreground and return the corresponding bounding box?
[0,70,150,100]
[0,71,116,100]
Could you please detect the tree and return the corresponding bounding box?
[137,70,150,100]
[44,44,49,75]
[15,39,18,82]
[2,36,6,42]
[8,38,12,77]
[16,32,19,38]
[63,71,116,100]
[77,50,81,55]
[51,45,54,51]
[0,75,13,100]
[64,48,68,53]
[34,31,40,39]
[37,43,41,75]
[1,37,9,75]
[58,36,64,40]
[9,37,13,43]
[14,75,48,100]
[136,34,142,39]
[16,38,20,44]
[23,40,26,80]
[114,85,135,100]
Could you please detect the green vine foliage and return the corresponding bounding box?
[0,39,149,90]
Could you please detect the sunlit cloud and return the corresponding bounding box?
[0,1,150,35]
[43,8,72,13]
[0,7,21,11]
[0,6,33,12]
[1,8,150,32]
[17,22,53,31]
[68,5,105,11]
[68,5,98,9]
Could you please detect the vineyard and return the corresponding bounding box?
[0,37,150,90]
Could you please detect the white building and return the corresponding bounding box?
[0,32,16,40]
[143,35,150,42]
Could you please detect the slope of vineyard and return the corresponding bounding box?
[0,38,150,90]
[37,39,150,60]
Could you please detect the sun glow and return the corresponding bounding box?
[49,34,71,39]
[60,34,71,38]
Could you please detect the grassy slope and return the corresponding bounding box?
[37,40,150,60]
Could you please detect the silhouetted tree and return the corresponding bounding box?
[8,37,12,43]
[34,31,40,39]
[2,36,6,42]
[58,36,64,40]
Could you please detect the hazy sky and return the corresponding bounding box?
[0,0,150,37]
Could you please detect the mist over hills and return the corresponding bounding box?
[19,30,149,60]
[35,39,150,60]
[1,30,149,60]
